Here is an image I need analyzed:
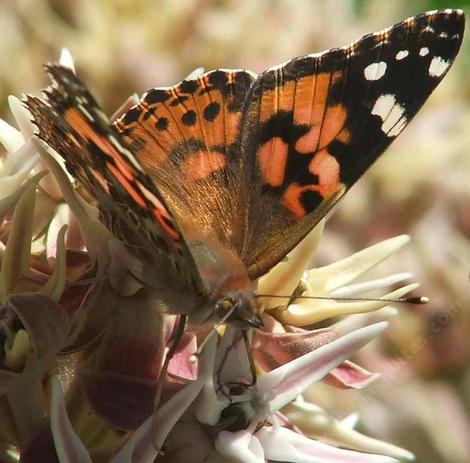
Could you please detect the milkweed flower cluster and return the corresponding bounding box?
[0,50,415,463]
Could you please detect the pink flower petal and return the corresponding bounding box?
[253,327,336,372]
[325,361,380,389]
[168,331,198,381]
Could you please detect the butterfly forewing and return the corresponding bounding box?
[238,9,464,279]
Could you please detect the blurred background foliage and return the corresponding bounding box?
[0,0,469,462]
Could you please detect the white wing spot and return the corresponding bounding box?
[371,94,395,120]
[429,56,450,77]
[439,32,449,38]
[424,25,435,33]
[419,47,429,56]
[371,94,407,138]
[364,61,387,81]
[388,117,407,137]
[395,50,409,60]
[78,104,94,122]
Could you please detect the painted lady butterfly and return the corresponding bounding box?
[26,10,464,329]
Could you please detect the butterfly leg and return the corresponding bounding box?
[242,329,257,387]
[216,328,257,398]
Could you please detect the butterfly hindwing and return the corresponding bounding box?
[238,9,464,278]
[25,65,203,291]
[114,69,256,253]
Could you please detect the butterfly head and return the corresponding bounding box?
[214,292,263,329]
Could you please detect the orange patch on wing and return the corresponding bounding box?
[152,208,180,242]
[182,151,226,181]
[292,71,342,126]
[292,76,317,125]
[308,149,341,197]
[259,80,296,123]
[295,104,347,153]
[257,137,289,187]
[65,108,134,181]
[106,162,146,209]
[225,112,242,145]
[282,184,319,219]
[282,148,342,219]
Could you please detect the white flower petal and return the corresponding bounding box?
[333,307,399,337]
[59,48,76,73]
[305,235,410,295]
[330,272,413,297]
[256,425,398,463]
[195,331,231,425]
[0,118,24,153]
[153,333,218,450]
[341,412,361,429]
[284,402,414,461]
[8,95,34,139]
[275,284,418,326]
[0,139,39,199]
[215,430,265,463]
[184,67,205,80]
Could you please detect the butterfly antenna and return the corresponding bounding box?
[256,294,429,304]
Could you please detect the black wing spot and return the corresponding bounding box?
[171,95,189,107]
[122,107,141,125]
[300,189,324,214]
[155,117,169,131]
[182,110,197,126]
[145,89,170,104]
[180,79,199,94]
[203,102,220,122]
[208,71,229,87]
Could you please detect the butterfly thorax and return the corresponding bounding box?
[187,237,261,328]
[214,291,262,329]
